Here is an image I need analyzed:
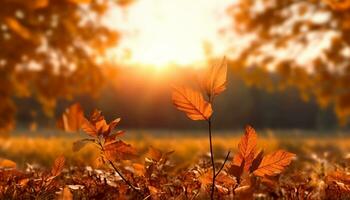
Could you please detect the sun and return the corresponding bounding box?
[104,0,232,68]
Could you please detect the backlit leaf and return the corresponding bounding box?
[0,158,16,169]
[253,150,295,177]
[81,118,97,137]
[172,86,212,121]
[104,140,137,161]
[57,103,84,133]
[204,57,227,98]
[233,125,257,171]
[51,155,65,177]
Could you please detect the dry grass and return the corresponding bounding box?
[1,130,350,169]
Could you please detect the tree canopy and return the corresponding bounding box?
[227,0,350,124]
[0,0,130,131]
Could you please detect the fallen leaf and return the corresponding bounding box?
[0,158,16,169]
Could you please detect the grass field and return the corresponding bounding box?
[2,129,350,169]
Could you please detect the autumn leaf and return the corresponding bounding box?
[253,150,295,177]
[0,158,16,169]
[172,86,213,121]
[67,0,91,4]
[51,155,65,177]
[95,119,109,135]
[227,159,245,180]
[58,186,73,200]
[108,118,121,132]
[57,103,84,132]
[204,57,227,98]
[249,150,264,173]
[5,17,32,40]
[104,140,137,161]
[105,130,125,145]
[89,109,104,124]
[323,0,350,11]
[72,139,94,152]
[81,117,98,137]
[233,126,257,171]
[147,146,163,161]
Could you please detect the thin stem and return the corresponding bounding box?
[97,141,140,194]
[208,119,215,200]
[215,150,231,178]
[108,160,139,192]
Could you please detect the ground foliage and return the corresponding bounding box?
[0,59,326,200]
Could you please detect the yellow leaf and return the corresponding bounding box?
[172,86,212,121]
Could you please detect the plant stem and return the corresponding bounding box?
[208,119,215,200]
[215,151,231,178]
[107,159,139,192]
[97,141,140,194]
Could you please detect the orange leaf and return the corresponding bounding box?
[233,126,257,171]
[58,186,73,200]
[172,86,212,121]
[0,158,16,169]
[57,103,84,133]
[109,118,121,130]
[81,118,97,137]
[104,140,137,161]
[204,57,227,97]
[95,119,109,135]
[253,150,295,177]
[5,17,32,40]
[67,0,91,4]
[51,155,65,177]
[323,0,350,11]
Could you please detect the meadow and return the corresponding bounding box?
[2,130,350,169]
[1,129,350,199]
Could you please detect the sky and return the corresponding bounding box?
[104,0,233,68]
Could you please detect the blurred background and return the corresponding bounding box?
[1,0,350,166]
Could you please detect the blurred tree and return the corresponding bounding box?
[0,0,131,133]
[227,0,350,124]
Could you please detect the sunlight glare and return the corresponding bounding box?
[104,0,232,68]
